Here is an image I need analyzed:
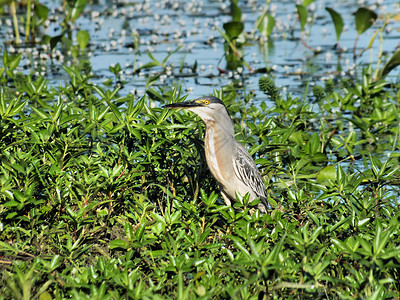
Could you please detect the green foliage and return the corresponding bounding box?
[296,4,308,31]
[352,7,378,60]
[230,0,242,22]
[354,7,378,35]
[257,14,275,39]
[2,21,400,298]
[1,0,88,49]
[325,7,344,43]
[135,46,183,76]
[0,51,22,81]
[259,76,279,102]
[223,21,244,40]
[34,2,49,22]
[76,30,90,51]
[379,49,400,79]
[302,0,315,6]
[312,85,325,102]
[218,0,249,71]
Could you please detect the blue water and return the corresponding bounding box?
[1,0,399,103]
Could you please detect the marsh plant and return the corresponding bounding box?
[1,1,400,299]
[1,52,400,298]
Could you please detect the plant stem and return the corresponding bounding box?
[353,34,360,62]
[250,0,271,37]
[10,1,21,44]
[216,27,252,71]
[25,0,32,43]
[300,33,318,53]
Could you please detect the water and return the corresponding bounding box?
[1,0,399,103]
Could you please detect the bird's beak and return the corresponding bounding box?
[163,100,203,109]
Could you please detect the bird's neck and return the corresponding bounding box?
[203,116,235,184]
[204,116,235,148]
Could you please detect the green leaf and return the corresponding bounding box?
[231,1,242,22]
[223,21,244,39]
[230,236,252,260]
[39,291,52,300]
[49,255,61,272]
[257,14,275,38]
[379,49,400,78]
[77,30,90,50]
[325,7,343,42]
[31,106,50,120]
[303,0,315,6]
[110,239,129,250]
[307,132,320,156]
[134,221,146,242]
[2,49,8,66]
[263,234,285,265]
[70,0,89,22]
[124,223,134,241]
[355,7,377,35]
[373,223,390,257]
[295,156,312,171]
[41,34,51,44]
[9,99,27,116]
[381,248,400,259]
[34,3,49,20]
[329,216,350,233]
[317,165,336,182]
[7,53,22,71]
[105,99,123,124]
[357,237,372,256]
[296,5,308,31]
[50,34,64,50]
[52,99,63,123]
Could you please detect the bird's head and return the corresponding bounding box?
[163,96,231,123]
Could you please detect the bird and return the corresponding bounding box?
[164,96,268,213]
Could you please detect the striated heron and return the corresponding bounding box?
[164,96,268,213]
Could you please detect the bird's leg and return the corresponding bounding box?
[221,190,232,206]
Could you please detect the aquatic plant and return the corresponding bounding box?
[1,52,400,298]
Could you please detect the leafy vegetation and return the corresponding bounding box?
[1,50,400,298]
[2,0,89,49]
[2,0,400,299]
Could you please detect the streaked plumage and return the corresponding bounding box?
[164,96,268,213]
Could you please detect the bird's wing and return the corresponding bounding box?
[233,142,268,201]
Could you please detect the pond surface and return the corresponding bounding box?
[1,0,400,104]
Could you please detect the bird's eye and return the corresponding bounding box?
[204,100,210,105]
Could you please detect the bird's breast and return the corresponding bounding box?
[204,126,234,184]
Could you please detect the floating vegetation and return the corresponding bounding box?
[1,1,400,298]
